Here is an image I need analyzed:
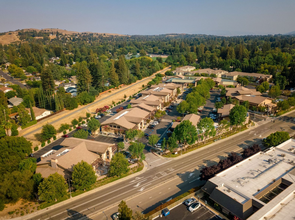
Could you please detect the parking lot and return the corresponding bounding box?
[160,203,218,220]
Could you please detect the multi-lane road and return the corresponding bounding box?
[27,111,295,220]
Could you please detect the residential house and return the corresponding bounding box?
[101,107,151,134]
[172,66,195,76]
[8,97,23,107]
[130,94,163,110]
[0,86,13,93]
[222,71,272,82]
[141,87,173,103]
[202,139,295,220]
[36,138,116,178]
[58,82,76,91]
[26,107,51,120]
[150,83,182,97]
[131,102,156,114]
[225,87,276,112]
[217,104,235,119]
[192,68,228,77]
[171,113,201,129]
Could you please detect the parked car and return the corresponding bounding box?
[155,142,162,148]
[153,121,159,125]
[144,133,150,137]
[76,126,82,130]
[161,208,170,216]
[111,212,119,220]
[122,151,132,159]
[184,198,196,206]
[95,115,101,119]
[29,153,34,157]
[188,202,201,212]
[62,135,69,138]
[148,125,155,129]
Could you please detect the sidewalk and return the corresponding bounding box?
[12,161,148,220]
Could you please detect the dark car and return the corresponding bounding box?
[111,212,119,220]
[144,133,150,137]
[29,153,34,157]
[76,126,82,129]
[148,125,155,129]
[62,134,69,138]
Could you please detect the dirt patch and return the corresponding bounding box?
[0,199,40,220]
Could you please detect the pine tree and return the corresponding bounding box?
[109,60,120,87]
[60,53,67,66]
[117,56,128,84]
[29,102,35,121]
[118,200,133,220]
[76,61,92,93]
[135,61,142,79]
[41,66,55,93]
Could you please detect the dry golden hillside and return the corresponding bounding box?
[0,32,20,45]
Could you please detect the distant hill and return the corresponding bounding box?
[0,28,124,45]
[285,31,295,35]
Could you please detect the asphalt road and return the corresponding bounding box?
[22,67,170,138]
[28,111,295,220]
[0,70,27,88]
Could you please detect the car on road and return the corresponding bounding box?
[144,133,150,137]
[184,198,196,206]
[188,202,201,212]
[162,208,170,216]
[76,126,82,129]
[111,212,119,220]
[62,134,69,138]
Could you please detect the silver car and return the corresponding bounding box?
[184,198,196,206]
[188,202,201,212]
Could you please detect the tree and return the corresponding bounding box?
[71,119,79,127]
[215,102,224,109]
[41,124,57,141]
[148,134,159,147]
[29,102,35,121]
[73,129,89,139]
[76,61,92,93]
[38,173,68,202]
[18,104,31,126]
[261,81,269,91]
[128,142,145,160]
[41,66,55,93]
[174,120,197,145]
[125,129,138,140]
[241,101,249,110]
[278,100,290,110]
[110,60,120,87]
[177,101,189,115]
[19,158,37,173]
[117,142,125,152]
[167,133,178,152]
[288,97,295,106]
[11,124,18,136]
[197,117,215,139]
[161,138,167,150]
[132,211,150,220]
[118,200,133,220]
[229,105,247,126]
[58,123,70,132]
[72,161,96,190]
[88,118,100,134]
[263,131,290,148]
[77,91,95,105]
[117,56,128,85]
[5,90,16,99]
[237,76,249,86]
[139,49,146,57]
[268,85,281,98]
[109,153,129,177]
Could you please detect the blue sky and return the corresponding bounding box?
[0,0,294,36]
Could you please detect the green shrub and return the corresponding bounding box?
[47,140,51,144]
[63,130,66,134]
[8,211,15,215]
[53,136,56,140]
[69,128,72,131]
[41,142,45,147]
[34,146,38,151]
[21,211,24,216]
[82,121,85,124]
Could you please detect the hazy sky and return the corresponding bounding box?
[0,0,294,36]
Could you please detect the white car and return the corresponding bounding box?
[95,115,101,119]
[152,121,159,125]
[188,202,201,212]
[155,143,162,148]
[184,198,196,206]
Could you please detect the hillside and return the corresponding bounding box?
[0,28,124,45]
